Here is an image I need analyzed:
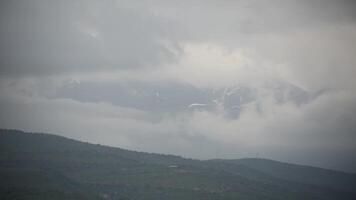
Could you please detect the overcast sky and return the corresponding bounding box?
[1,0,356,172]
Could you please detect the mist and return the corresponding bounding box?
[1,0,356,172]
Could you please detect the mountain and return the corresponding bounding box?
[54,80,312,118]
[1,129,355,200]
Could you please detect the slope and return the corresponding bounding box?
[1,129,355,200]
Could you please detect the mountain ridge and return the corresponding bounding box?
[1,129,355,199]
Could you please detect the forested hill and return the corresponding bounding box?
[1,129,355,200]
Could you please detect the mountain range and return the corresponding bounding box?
[53,79,315,118]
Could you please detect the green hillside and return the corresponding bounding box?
[1,129,355,200]
[218,158,356,192]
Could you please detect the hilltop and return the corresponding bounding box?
[1,129,355,200]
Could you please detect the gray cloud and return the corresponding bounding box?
[1,0,356,172]
[0,0,178,77]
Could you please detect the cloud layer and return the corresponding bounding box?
[0,0,356,172]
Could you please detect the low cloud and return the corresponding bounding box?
[0,0,356,172]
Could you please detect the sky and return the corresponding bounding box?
[0,0,356,172]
